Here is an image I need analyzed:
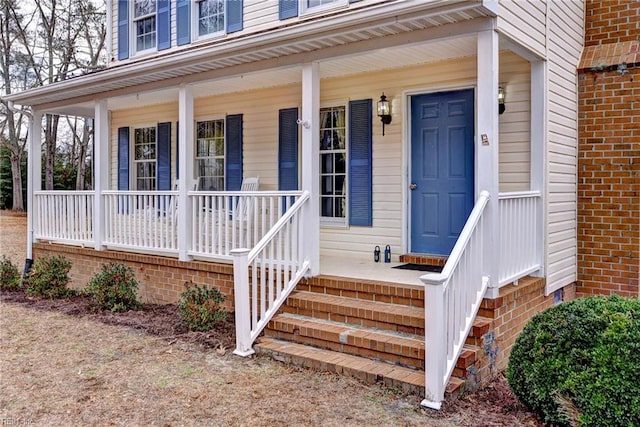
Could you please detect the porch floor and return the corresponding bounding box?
[320,256,427,286]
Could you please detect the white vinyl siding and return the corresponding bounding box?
[498,51,531,192]
[545,1,584,293]
[497,0,547,58]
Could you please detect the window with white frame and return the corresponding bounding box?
[134,126,157,191]
[301,0,348,15]
[133,0,156,52]
[320,106,347,223]
[195,119,225,191]
[195,0,225,39]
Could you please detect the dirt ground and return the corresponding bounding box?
[0,210,540,426]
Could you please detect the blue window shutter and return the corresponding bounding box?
[157,122,171,190]
[175,122,179,177]
[176,0,191,46]
[226,114,243,191]
[278,108,299,191]
[279,0,298,20]
[117,0,129,60]
[348,99,372,227]
[226,0,243,33]
[117,127,130,190]
[157,0,171,50]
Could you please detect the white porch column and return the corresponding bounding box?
[301,62,320,276]
[26,109,42,260]
[476,30,500,295]
[530,60,547,277]
[93,99,109,250]
[178,84,194,261]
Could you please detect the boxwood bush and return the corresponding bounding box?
[507,295,640,426]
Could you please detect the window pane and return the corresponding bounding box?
[319,106,347,219]
[134,0,156,18]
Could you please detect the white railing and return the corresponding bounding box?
[102,191,179,253]
[33,191,94,245]
[498,191,541,286]
[189,191,303,259]
[232,190,310,356]
[420,191,490,410]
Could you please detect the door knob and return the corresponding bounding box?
[410,183,417,190]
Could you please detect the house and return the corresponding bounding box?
[4,0,585,409]
[577,0,639,299]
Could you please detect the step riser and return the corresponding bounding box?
[298,279,424,308]
[281,305,425,336]
[265,329,426,369]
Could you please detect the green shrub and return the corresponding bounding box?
[26,255,73,298]
[178,281,227,332]
[507,295,640,427]
[0,255,21,290]
[85,262,140,312]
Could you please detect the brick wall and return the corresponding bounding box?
[585,0,640,46]
[33,243,236,309]
[577,0,640,298]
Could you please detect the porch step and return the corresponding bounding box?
[265,313,480,372]
[255,337,465,397]
[258,275,494,399]
[399,254,448,267]
[282,290,425,335]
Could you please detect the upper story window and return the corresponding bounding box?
[197,0,225,38]
[301,0,348,16]
[133,0,157,53]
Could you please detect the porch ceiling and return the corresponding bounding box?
[6,0,495,115]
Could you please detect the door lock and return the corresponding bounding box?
[410,183,417,190]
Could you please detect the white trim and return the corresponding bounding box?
[402,81,476,255]
[300,0,349,17]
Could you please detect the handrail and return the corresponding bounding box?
[232,190,311,356]
[421,190,490,410]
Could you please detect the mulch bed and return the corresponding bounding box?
[0,289,236,351]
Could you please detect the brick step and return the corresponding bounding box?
[255,337,465,397]
[398,254,448,267]
[266,313,481,374]
[299,275,424,308]
[282,291,425,335]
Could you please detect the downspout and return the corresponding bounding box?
[7,100,35,280]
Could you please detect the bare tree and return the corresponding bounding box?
[1,0,106,204]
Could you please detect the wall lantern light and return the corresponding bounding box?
[377,93,392,136]
[498,86,506,115]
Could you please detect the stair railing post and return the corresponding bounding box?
[232,248,255,357]
[422,279,446,410]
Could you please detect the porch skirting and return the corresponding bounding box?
[33,243,235,308]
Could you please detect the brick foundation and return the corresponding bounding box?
[33,243,235,309]
[472,278,576,386]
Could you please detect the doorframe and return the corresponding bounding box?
[402,82,477,255]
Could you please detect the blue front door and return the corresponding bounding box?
[410,89,475,255]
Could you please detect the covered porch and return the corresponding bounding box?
[18,5,548,409]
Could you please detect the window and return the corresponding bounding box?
[134,127,157,190]
[320,106,347,223]
[133,0,156,52]
[301,0,347,15]
[195,119,225,191]
[197,0,225,38]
